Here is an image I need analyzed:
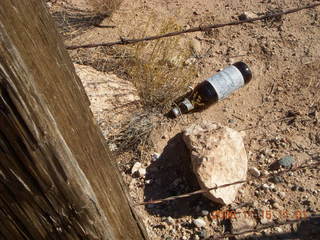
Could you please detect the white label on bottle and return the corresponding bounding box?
[206,65,245,100]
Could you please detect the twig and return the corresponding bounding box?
[66,2,320,50]
[133,162,319,206]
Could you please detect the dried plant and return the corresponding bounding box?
[124,19,197,113]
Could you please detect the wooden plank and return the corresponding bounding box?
[0,1,147,239]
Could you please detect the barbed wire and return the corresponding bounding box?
[212,213,320,239]
[66,2,320,50]
[134,161,319,206]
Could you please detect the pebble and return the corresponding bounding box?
[194,235,200,240]
[201,210,209,216]
[151,153,160,161]
[269,183,276,191]
[193,218,206,228]
[138,168,146,177]
[131,162,142,174]
[239,11,258,20]
[261,170,269,176]
[249,167,261,178]
[274,227,283,233]
[190,39,202,56]
[278,191,286,199]
[272,202,281,209]
[278,156,295,168]
[262,183,270,190]
[165,217,175,225]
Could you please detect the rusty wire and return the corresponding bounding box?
[66,2,320,50]
[134,161,319,206]
[211,213,320,239]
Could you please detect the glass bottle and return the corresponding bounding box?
[171,61,252,117]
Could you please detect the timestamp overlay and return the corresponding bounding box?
[209,209,309,221]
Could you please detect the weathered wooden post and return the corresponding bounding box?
[0,1,147,239]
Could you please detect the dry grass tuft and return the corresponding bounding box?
[67,18,198,153]
[124,20,197,113]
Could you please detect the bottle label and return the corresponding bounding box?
[206,65,245,100]
[181,98,195,111]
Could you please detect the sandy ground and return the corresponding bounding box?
[49,0,320,239]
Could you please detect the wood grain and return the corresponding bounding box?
[0,1,147,239]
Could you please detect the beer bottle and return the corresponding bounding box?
[170,61,252,117]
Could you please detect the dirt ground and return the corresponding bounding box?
[49,0,320,239]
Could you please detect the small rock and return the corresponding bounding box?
[184,24,191,30]
[298,186,305,192]
[249,167,261,178]
[137,168,146,177]
[278,191,286,199]
[274,227,283,233]
[165,217,175,225]
[262,184,270,190]
[108,143,118,151]
[131,162,142,174]
[193,218,206,228]
[239,11,258,20]
[270,156,295,170]
[194,235,200,240]
[190,39,202,56]
[129,179,136,190]
[201,210,209,216]
[278,156,295,168]
[151,153,160,161]
[272,202,281,209]
[261,170,269,176]
[269,183,276,190]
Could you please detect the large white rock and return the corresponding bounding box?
[74,64,140,138]
[183,121,248,205]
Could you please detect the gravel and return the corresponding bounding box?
[193,218,206,228]
[249,167,261,177]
